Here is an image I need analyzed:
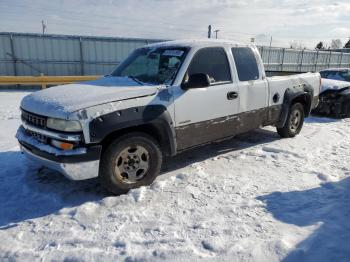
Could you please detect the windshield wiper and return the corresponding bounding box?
[127,76,144,85]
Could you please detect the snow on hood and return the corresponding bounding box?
[321,78,350,93]
[21,76,158,119]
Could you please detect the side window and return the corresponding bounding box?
[231,47,260,81]
[187,47,231,83]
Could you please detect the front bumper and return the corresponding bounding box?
[313,90,350,118]
[17,127,102,180]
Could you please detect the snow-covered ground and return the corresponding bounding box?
[0,90,349,262]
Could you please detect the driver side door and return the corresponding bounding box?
[172,47,240,150]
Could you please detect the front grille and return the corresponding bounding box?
[21,110,48,144]
[21,110,47,128]
[26,130,48,144]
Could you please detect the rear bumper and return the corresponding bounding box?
[17,127,102,180]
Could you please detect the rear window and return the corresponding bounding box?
[231,47,259,81]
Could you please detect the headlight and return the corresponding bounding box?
[46,118,82,132]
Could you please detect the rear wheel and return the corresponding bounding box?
[99,132,162,195]
[277,103,305,138]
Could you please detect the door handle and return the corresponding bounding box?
[227,91,238,100]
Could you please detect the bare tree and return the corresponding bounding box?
[330,39,342,49]
[289,40,306,50]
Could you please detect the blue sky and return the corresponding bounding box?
[0,0,349,48]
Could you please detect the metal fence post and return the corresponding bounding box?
[267,46,271,71]
[281,48,285,72]
[9,33,17,76]
[299,49,304,72]
[328,51,332,68]
[79,37,84,75]
[314,51,319,72]
[339,52,343,68]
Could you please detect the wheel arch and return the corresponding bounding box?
[89,105,177,157]
[100,122,175,157]
[276,85,313,128]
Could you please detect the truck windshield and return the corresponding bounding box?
[111,47,188,85]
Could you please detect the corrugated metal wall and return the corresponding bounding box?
[257,46,350,73]
[0,32,161,76]
[1,32,350,76]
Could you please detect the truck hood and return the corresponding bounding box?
[21,76,158,119]
[321,78,350,93]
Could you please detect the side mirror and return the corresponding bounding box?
[182,73,210,89]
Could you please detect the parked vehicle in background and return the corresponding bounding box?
[313,77,350,117]
[314,68,350,117]
[17,39,321,194]
[320,68,350,82]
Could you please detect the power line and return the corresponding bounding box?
[1,2,206,33]
[0,13,205,38]
[1,3,303,44]
[1,3,331,47]
[1,10,207,37]
[0,19,203,40]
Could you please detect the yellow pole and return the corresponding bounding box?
[40,73,46,89]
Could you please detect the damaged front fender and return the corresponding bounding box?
[313,88,350,118]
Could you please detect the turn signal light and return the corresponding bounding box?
[51,139,74,150]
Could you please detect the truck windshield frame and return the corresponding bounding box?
[111,47,189,85]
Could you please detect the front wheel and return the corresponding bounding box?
[277,103,305,138]
[99,132,162,195]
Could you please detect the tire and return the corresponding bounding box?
[277,103,305,138]
[99,132,162,195]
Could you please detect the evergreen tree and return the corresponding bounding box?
[316,42,324,50]
[344,39,350,48]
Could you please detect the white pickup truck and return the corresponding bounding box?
[17,39,321,194]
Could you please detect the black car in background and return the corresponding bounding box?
[314,69,350,117]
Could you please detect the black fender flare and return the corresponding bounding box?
[276,84,313,128]
[89,105,177,156]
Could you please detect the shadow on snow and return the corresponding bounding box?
[258,177,350,262]
[0,128,279,228]
[0,151,108,229]
[306,115,342,124]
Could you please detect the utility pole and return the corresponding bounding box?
[41,20,47,35]
[208,25,212,39]
[214,30,220,39]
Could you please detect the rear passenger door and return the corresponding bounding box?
[231,47,269,131]
[173,47,240,150]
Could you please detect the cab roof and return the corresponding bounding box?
[146,39,254,49]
